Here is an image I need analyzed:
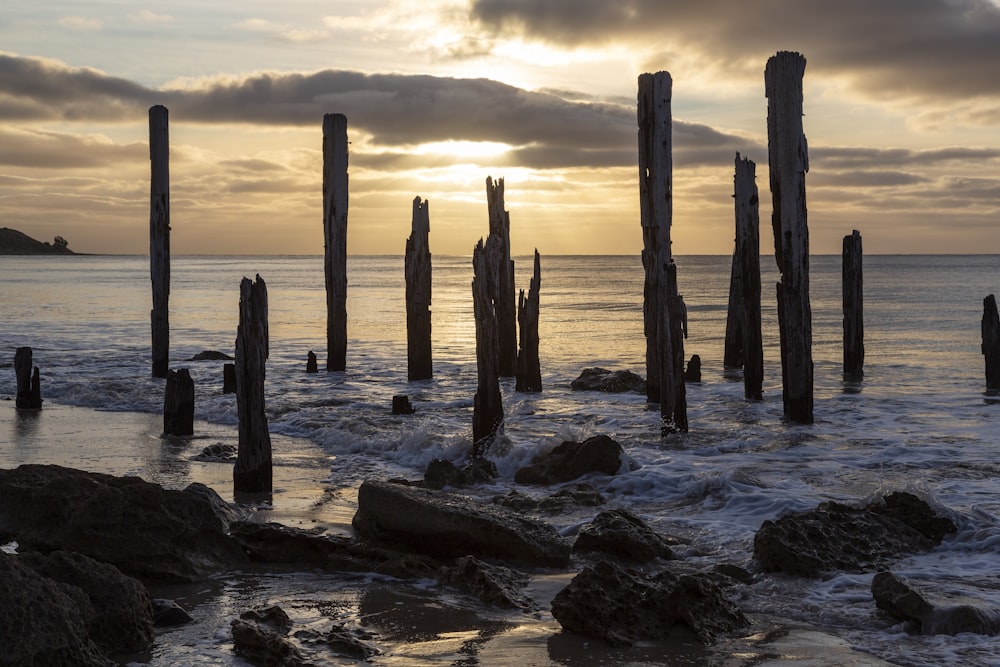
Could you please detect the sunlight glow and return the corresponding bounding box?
[412,140,513,158]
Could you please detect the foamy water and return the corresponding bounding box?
[3,253,1000,665]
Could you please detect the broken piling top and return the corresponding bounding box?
[516,248,542,393]
[842,230,864,379]
[471,238,504,456]
[149,104,170,378]
[234,274,272,494]
[323,113,349,372]
[733,153,764,401]
[405,196,433,381]
[982,295,1000,394]
[485,176,518,377]
[637,71,673,253]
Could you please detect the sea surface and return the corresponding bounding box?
[3,253,1000,665]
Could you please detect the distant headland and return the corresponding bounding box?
[0,227,76,255]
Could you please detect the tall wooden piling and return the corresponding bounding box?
[842,230,864,379]
[163,368,194,436]
[516,249,542,392]
[766,51,813,423]
[638,71,687,433]
[14,347,42,410]
[472,239,504,456]
[485,177,517,377]
[405,196,432,381]
[149,105,170,379]
[234,275,272,494]
[723,252,744,370]
[735,153,764,400]
[982,295,1000,395]
[323,113,349,372]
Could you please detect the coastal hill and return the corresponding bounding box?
[0,227,75,255]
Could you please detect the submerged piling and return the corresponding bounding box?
[485,177,517,378]
[842,230,864,379]
[723,252,744,370]
[516,249,542,392]
[163,368,194,436]
[323,113,349,372]
[234,275,272,494]
[149,105,170,379]
[14,347,42,410]
[472,239,504,456]
[638,70,688,433]
[405,196,432,381]
[735,153,764,400]
[983,295,1000,395]
[766,51,813,423]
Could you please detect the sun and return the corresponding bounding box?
[412,140,513,159]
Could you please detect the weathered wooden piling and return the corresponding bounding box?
[149,105,170,379]
[982,295,1000,394]
[723,253,744,370]
[323,113,349,372]
[306,351,318,373]
[766,51,813,423]
[516,249,542,392]
[472,239,504,456]
[842,230,864,379]
[735,153,764,400]
[405,196,432,381]
[234,275,272,494]
[392,395,416,415]
[485,177,518,377]
[163,368,194,436]
[14,347,42,410]
[223,363,236,394]
[638,71,688,433]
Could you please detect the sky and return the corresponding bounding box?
[1,0,999,256]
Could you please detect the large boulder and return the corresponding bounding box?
[872,571,1000,636]
[438,556,532,609]
[515,436,627,485]
[0,464,248,581]
[753,494,955,577]
[551,560,748,646]
[572,509,676,562]
[570,367,645,393]
[352,480,571,568]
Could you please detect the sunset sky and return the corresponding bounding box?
[2,0,999,256]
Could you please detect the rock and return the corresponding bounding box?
[322,624,380,660]
[391,394,416,414]
[572,509,675,562]
[352,480,571,568]
[866,492,956,543]
[438,556,532,609]
[192,443,239,462]
[151,598,193,627]
[189,350,234,361]
[514,436,626,485]
[20,550,153,655]
[551,560,749,647]
[872,571,1000,636]
[241,605,293,634]
[570,367,646,393]
[754,495,953,577]
[0,552,114,667]
[306,351,318,373]
[684,354,702,382]
[493,484,607,513]
[0,464,248,581]
[424,457,497,489]
[231,617,306,667]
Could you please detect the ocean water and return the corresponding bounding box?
[3,253,1000,665]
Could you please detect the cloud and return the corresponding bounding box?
[235,19,329,43]
[131,10,173,23]
[58,16,102,31]
[0,127,146,168]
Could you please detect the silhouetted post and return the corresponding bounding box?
[306,351,318,373]
[223,363,236,393]
[723,253,744,370]
[163,368,194,436]
[842,230,864,379]
[472,239,503,456]
[234,275,272,494]
[405,196,433,381]
[735,153,764,400]
[14,347,42,410]
[516,249,542,392]
[982,295,1000,395]
[323,113,349,372]
[638,71,687,433]
[149,105,170,379]
[485,177,517,377]
[766,51,813,423]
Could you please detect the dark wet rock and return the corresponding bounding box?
[152,598,193,627]
[515,436,627,486]
[231,617,306,667]
[494,484,607,513]
[391,394,416,414]
[20,550,153,655]
[866,492,957,543]
[713,563,754,585]
[684,354,702,382]
[318,624,380,660]
[189,350,234,361]
[0,551,114,667]
[551,560,749,647]
[0,464,248,581]
[754,494,954,577]
[424,457,497,489]
[192,443,239,462]
[872,571,1000,636]
[241,605,293,634]
[352,480,571,568]
[229,521,440,579]
[572,509,676,562]
[306,351,318,373]
[571,367,646,393]
[439,556,532,609]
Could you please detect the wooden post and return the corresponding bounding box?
[405,196,433,381]
[485,177,517,377]
[472,239,504,456]
[149,105,170,379]
[163,368,194,436]
[306,351,318,373]
[723,252,744,370]
[638,71,687,433]
[982,295,1000,395]
[14,347,42,410]
[766,51,813,423]
[323,113,349,372]
[735,153,764,400]
[223,363,236,394]
[234,275,272,494]
[842,230,864,379]
[516,249,542,392]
